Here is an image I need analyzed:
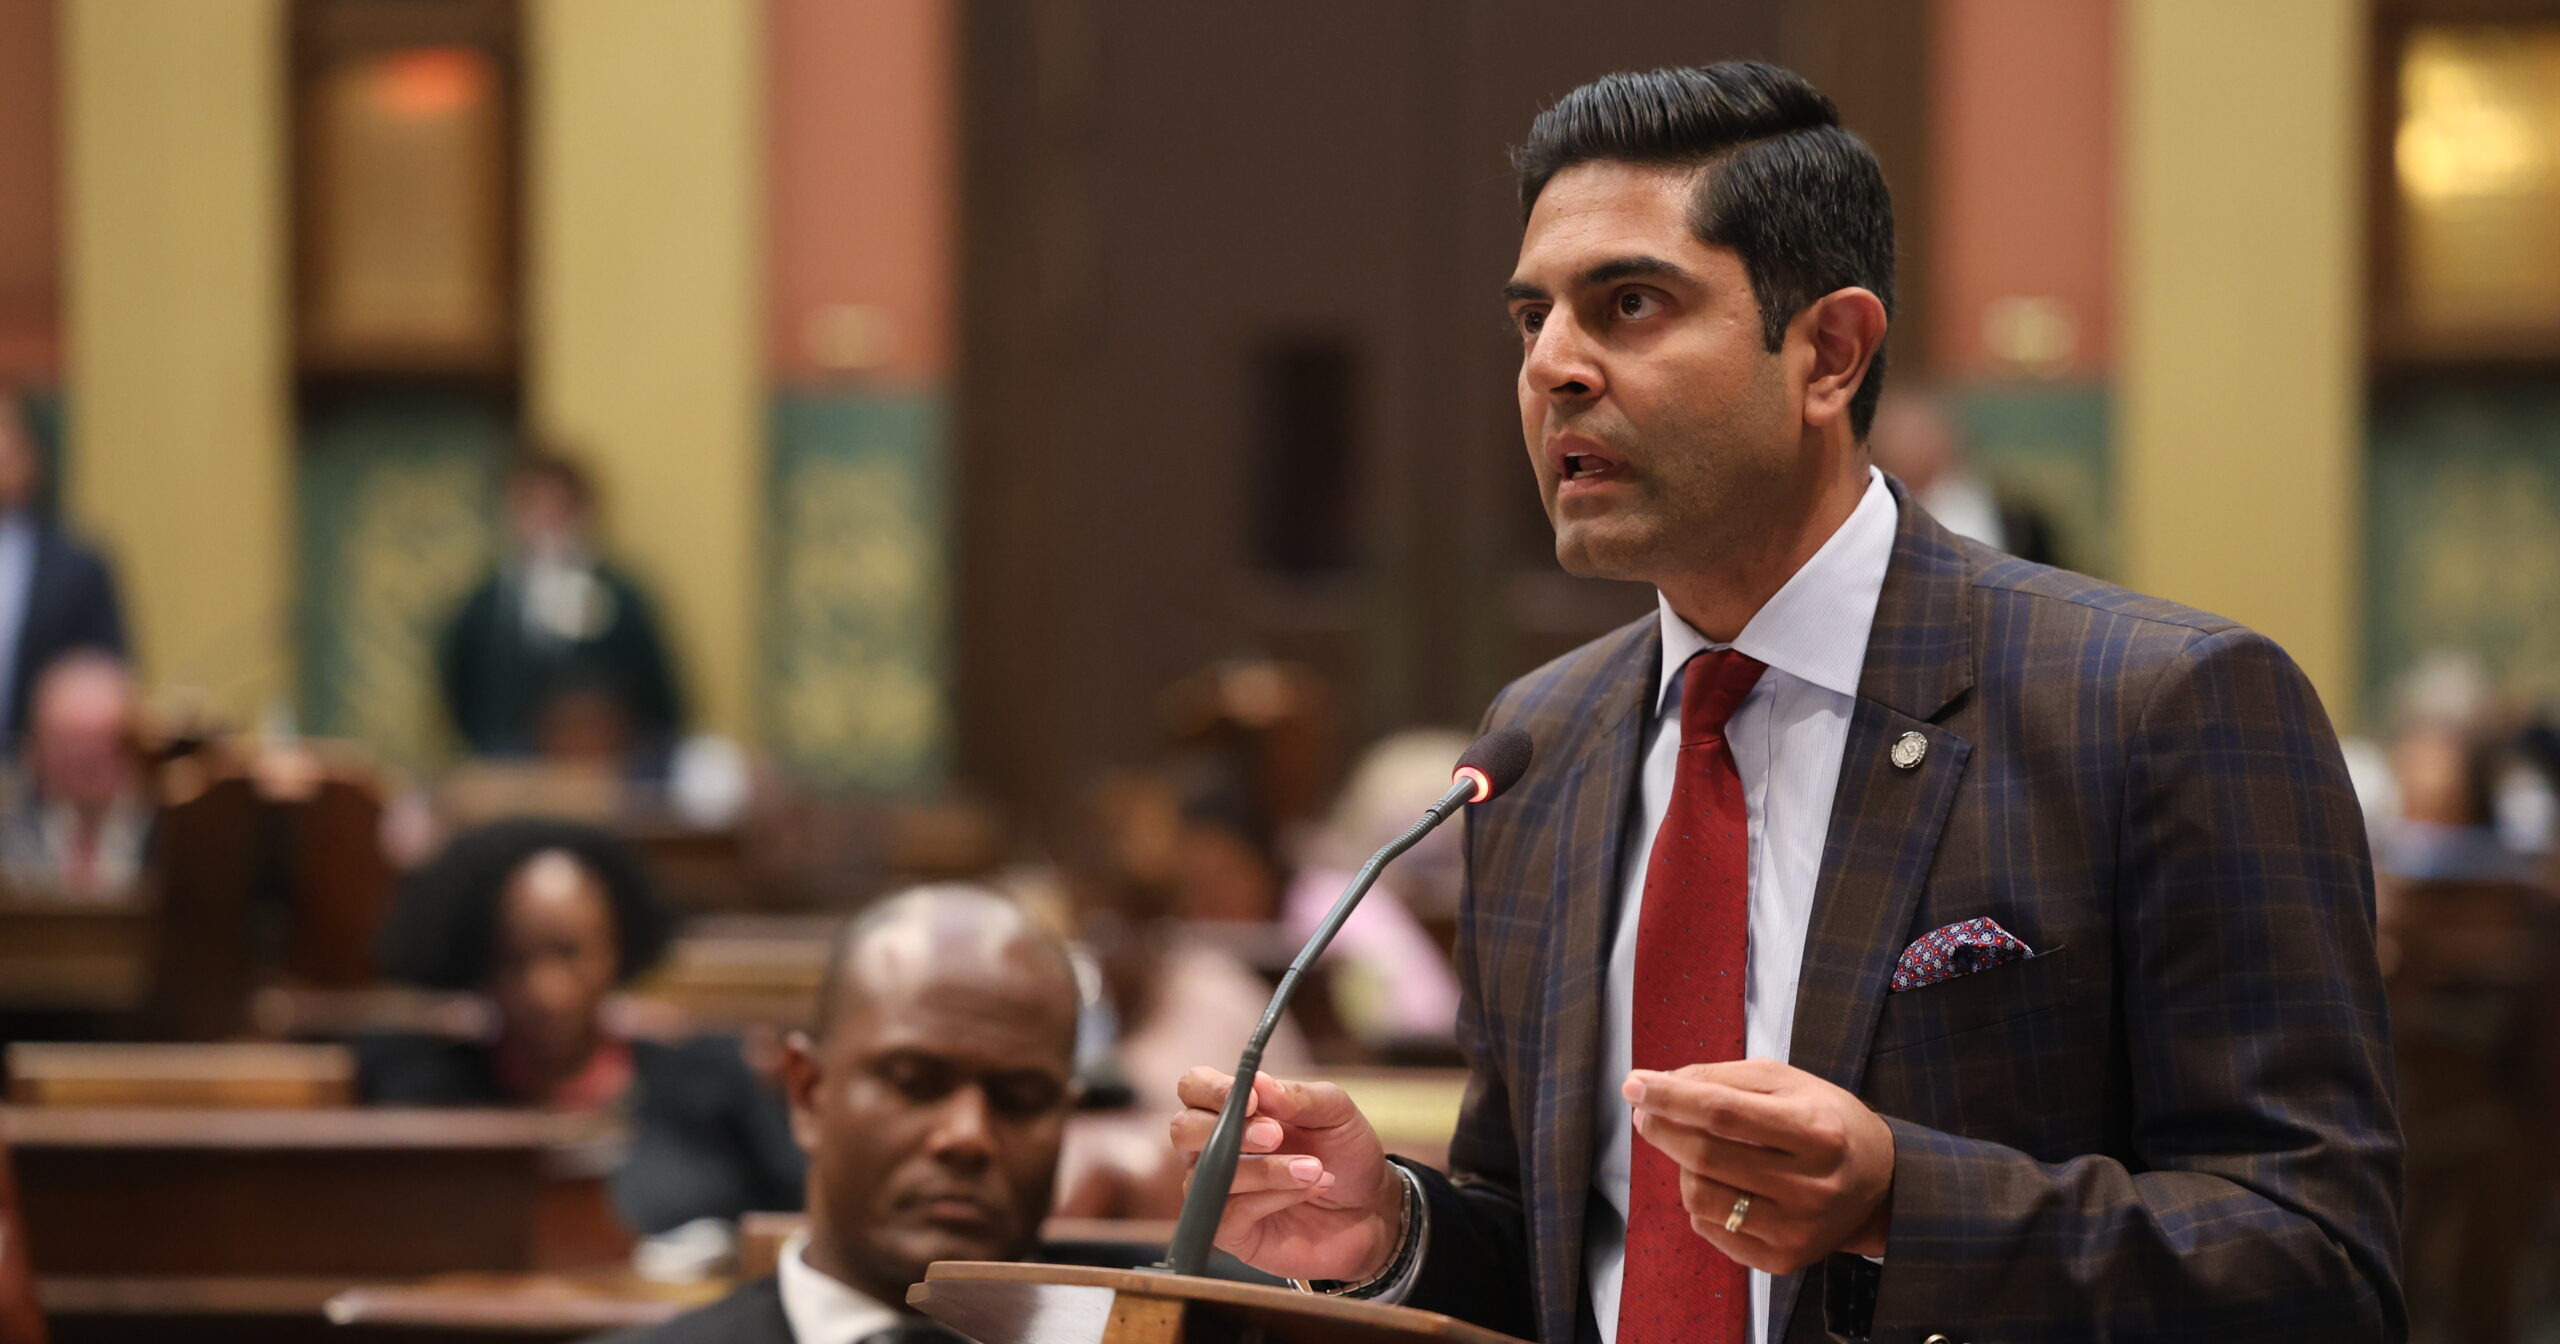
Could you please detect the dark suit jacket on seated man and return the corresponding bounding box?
[1173,64,2401,1344]
[599,885,1086,1344]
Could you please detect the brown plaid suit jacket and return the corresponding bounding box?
[1398,484,2402,1343]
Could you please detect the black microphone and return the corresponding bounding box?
[1157,728,1535,1277]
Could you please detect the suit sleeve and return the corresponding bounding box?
[1398,761,1540,1338]
[1861,627,2405,1341]
[436,584,490,751]
[610,579,686,740]
[66,545,129,659]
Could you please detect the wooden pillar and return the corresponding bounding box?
[526,0,763,738]
[2119,0,2367,720]
[63,0,291,722]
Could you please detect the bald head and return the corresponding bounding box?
[28,653,138,808]
[784,884,1083,1305]
[815,884,1080,1042]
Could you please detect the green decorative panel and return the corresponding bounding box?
[762,391,948,793]
[297,394,504,770]
[2367,387,2560,714]
[1951,382,2115,580]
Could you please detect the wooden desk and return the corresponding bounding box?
[323,1270,719,1338]
[3,1106,630,1278]
[41,1274,350,1344]
[0,905,153,1015]
[626,917,836,1033]
[7,1043,355,1109]
[41,1272,706,1344]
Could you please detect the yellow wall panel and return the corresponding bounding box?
[2119,0,2366,723]
[527,0,763,739]
[64,0,292,725]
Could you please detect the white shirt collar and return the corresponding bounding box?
[1653,465,1899,713]
[776,1230,906,1344]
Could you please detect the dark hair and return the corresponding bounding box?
[1513,62,1895,437]
[506,449,597,514]
[377,818,674,990]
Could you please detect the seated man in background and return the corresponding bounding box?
[362,818,804,1258]
[0,651,150,905]
[604,885,1082,1344]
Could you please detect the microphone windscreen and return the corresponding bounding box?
[1454,728,1536,802]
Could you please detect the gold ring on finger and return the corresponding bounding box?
[1724,1194,1752,1234]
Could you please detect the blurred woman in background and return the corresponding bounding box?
[360,818,802,1255]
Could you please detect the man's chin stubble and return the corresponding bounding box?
[1553,525,1661,584]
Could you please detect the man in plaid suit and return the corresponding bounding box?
[1173,63,2401,1343]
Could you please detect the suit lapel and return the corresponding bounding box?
[1529,620,1656,1344]
[1769,485,1977,1344]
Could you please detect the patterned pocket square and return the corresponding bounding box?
[1890,916,2034,993]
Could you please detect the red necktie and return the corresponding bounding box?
[1619,648,1764,1344]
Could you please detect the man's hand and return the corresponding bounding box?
[1626,1057,1894,1274]
[1170,1067,1406,1283]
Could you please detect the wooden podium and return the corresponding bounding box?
[909,1261,1531,1344]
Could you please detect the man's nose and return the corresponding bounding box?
[1523,312,1602,402]
[926,1084,996,1165]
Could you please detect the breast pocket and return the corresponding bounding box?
[1869,944,2076,1056]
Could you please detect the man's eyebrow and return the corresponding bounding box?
[1500,255,1696,307]
[1580,255,1691,288]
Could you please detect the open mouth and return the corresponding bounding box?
[1553,439,1626,487]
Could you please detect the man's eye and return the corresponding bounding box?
[1516,308,1545,337]
[880,1058,956,1102]
[1617,290,1659,318]
[987,1076,1067,1118]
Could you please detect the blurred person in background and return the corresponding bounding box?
[2372,650,2543,887]
[439,451,685,770]
[2366,655,2556,1342]
[1867,385,2064,568]
[0,387,129,755]
[2380,718,2538,886]
[1153,752,1287,925]
[362,818,803,1256]
[600,886,1083,1344]
[1051,763,1315,1219]
[0,651,150,905]
[1282,730,1466,1050]
[1157,660,1339,849]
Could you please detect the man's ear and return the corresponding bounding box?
[1794,286,1888,433]
[780,1029,824,1155]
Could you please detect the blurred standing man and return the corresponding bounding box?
[0,389,128,754]
[601,886,1082,1344]
[438,451,684,764]
[1175,64,2400,1343]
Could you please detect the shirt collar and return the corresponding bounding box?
[1653,465,1898,714]
[777,1231,905,1344]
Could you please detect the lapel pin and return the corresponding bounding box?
[1890,731,1927,770]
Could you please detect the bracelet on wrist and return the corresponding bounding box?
[1292,1162,1421,1298]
